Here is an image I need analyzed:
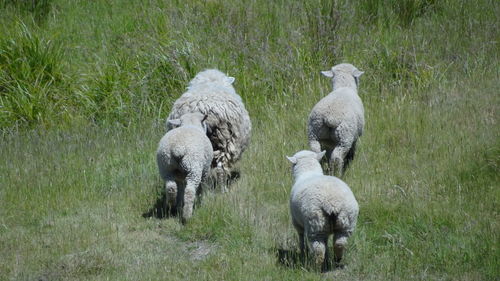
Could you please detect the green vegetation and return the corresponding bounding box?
[0,0,498,280]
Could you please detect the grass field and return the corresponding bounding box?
[1,0,499,280]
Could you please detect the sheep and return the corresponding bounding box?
[308,63,365,177]
[156,112,213,223]
[286,150,359,270]
[167,69,251,192]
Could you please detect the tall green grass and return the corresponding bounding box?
[0,0,497,128]
[0,21,67,127]
[0,0,498,280]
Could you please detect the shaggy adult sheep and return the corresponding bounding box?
[157,112,213,223]
[167,69,251,191]
[308,63,365,177]
[287,150,359,270]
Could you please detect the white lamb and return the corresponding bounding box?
[157,112,213,223]
[287,150,359,270]
[308,63,365,177]
[167,69,251,191]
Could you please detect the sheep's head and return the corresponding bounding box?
[188,69,235,88]
[286,150,326,177]
[168,112,209,132]
[321,63,364,90]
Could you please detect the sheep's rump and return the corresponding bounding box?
[167,90,251,169]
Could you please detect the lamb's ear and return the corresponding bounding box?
[286,156,297,164]
[353,69,364,78]
[321,70,334,78]
[168,119,181,127]
[316,151,326,161]
[353,69,364,87]
[227,76,235,84]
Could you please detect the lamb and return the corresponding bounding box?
[167,69,251,191]
[308,63,365,177]
[157,112,213,223]
[286,150,359,270]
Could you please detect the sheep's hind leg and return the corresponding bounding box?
[181,173,202,223]
[309,138,322,153]
[333,233,349,266]
[215,162,229,193]
[308,124,324,153]
[330,147,347,177]
[165,175,178,214]
[331,125,355,177]
[298,232,305,259]
[307,233,327,271]
[292,220,305,260]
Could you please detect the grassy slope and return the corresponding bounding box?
[0,0,499,280]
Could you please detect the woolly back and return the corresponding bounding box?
[168,88,250,134]
[187,69,236,91]
[167,72,252,167]
[187,83,239,100]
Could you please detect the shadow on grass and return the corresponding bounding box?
[275,246,345,273]
[142,171,241,219]
[276,247,304,269]
[142,190,177,219]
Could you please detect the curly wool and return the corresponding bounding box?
[187,69,238,92]
[167,69,251,186]
[287,150,359,269]
[308,63,365,177]
[157,112,213,222]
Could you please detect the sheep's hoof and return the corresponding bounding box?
[229,170,241,181]
[334,263,346,270]
[180,214,191,225]
[334,257,345,269]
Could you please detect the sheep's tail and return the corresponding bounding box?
[322,203,351,232]
[323,209,339,228]
[343,140,357,171]
[321,202,340,223]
